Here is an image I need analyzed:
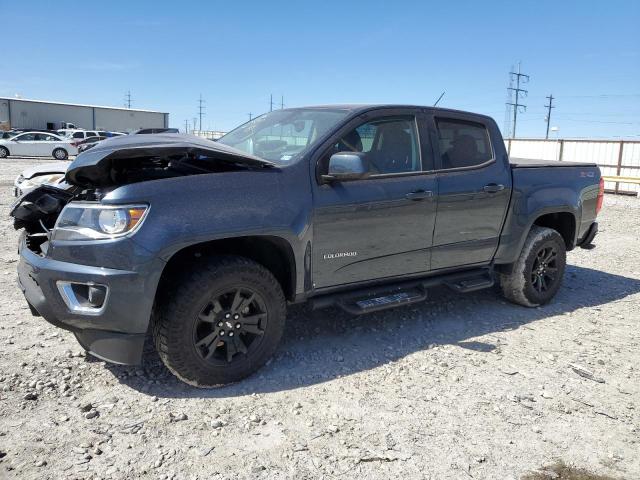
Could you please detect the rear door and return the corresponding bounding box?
[312,108,438,288]
[429,113,512,270]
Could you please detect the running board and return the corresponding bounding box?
[444,272,494,293]
[310,268,494,315]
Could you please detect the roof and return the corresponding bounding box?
[282,104,495,119]
[0,97,167,114]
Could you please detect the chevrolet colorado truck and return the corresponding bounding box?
[10,105,603,387]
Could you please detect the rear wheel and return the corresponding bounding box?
[499,226,566,307]
[52,148,68,160]
[0,146,9,158]
[153,256,286,387]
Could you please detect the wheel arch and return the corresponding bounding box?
[156,235,297,303]
[532,211,576,250]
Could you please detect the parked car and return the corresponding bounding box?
[75,136,107,153]
[14,161,69,197]
[1,130,18,139]
[133,128,179,134]
[0,131,77,159]
[57,129,95,140]
[11,105,602,387]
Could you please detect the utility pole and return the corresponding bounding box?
[248,113,253,121]
[269,94,274,112]
[544,94,555,139]
[124,90,132,109]
[506,63,529,138]
[192,117,198,133]
[184,119,189,134]
[197,94,205,131]
[280,95,284,109]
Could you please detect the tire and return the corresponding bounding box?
[153,255,286,387]
[499,226,566,307]
[52,148,68,160]
[0,146,9,158]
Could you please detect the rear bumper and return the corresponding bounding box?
[577,221,598,249]
[17,234,161,364]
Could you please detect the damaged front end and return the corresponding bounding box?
[10,133,274,254]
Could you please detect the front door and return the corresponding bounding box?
[10,133,36,155]
[312,111,438,289]
[429,114,512,270]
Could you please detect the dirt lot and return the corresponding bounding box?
[0,157,638,480]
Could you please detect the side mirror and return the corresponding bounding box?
[322,152,369,183]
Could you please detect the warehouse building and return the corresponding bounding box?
[0,97,169,132]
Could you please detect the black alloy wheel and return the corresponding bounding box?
[530,245,559,294]
[193,287,267,364]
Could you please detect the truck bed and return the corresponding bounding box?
[510,157,597,168]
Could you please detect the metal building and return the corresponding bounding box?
[0,97,169,132]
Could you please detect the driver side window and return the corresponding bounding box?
[322,116,421,176]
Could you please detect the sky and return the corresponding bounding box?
[1,0,639,138]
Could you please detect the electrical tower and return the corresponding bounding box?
[124,91,132,109]
[505,63,529,138]
[197,95,205,131]
[544,94,555,139]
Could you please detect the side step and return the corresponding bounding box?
[444,272,494,293]
[337,286,427,315]
[311,267,494,315]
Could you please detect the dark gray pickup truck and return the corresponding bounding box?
[11,105,603,386]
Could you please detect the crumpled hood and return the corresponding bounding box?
[65,133,273,188]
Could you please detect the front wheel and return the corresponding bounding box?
[52,148,68,160]
[153,256,286,387]
[499,226,566,307]
[0,146,9,158]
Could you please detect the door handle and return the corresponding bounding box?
[405,190,434,201]
[483,183,505,194]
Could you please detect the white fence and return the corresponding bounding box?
[506,139,640,194]
[192,130,226,140]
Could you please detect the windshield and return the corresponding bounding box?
[218,108,350,165]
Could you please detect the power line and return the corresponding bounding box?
[124,90,132,109]
[506,62,530,138]
[544,94,555,139]
[197,94,205,131]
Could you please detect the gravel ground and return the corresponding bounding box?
[0,157,638,480]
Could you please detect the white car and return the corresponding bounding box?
[13,161,69,197]
[0,132,78,159]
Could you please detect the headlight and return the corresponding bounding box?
[18,173,65,189]
[52,203,149,241]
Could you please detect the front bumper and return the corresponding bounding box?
[17,234,162,364]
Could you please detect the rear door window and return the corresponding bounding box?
[72,132,84,139]
[436,118,493,169]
